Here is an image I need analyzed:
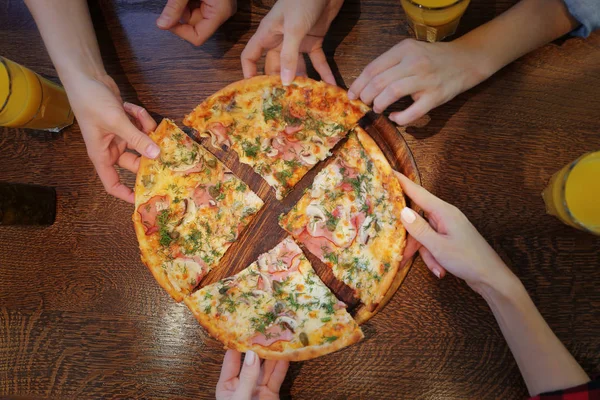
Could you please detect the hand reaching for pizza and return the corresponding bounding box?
[348,39,488,125]
[216,350,289,400]
[241,0,344,86]
[156,0,237,46]
[395,172,516,295]
[66,74,159,203]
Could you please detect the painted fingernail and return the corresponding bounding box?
[146,143,160,158]
[156,15,170,28]
[433,268,442,279]
[245,350,257,366]
[401,207,416,224]
[281,68,294,86]
[347,91,357,100]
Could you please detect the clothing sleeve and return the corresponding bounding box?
[563,0,600,38]
[528,379,599,400]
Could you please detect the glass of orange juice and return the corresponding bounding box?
[400,0,471,42]
[542,151,600,235]
[0,57,73,132]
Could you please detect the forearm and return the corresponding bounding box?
[24,0,105,87]
[479,274,589,396]
[455,0,579,81]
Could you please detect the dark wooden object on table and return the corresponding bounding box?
[194,110,420,323]
[1,1,599,399]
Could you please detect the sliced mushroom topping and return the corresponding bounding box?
[306,203,327,236]
[299,148,319,166]
[275,316,297,332]
[358,215,374,245]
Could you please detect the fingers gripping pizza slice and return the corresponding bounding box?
[183,76,370,199]
[133,119,264,301]
[185,237,364,361]
[279,128,407,310]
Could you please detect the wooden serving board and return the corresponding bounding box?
[188,112,421,324]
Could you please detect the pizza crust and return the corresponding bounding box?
[356,127,407,309]
[133,120,185,302]
[185,299,364,361]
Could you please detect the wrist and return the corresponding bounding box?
[449,36,498,91]
[475,267,526,307]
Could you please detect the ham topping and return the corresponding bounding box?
[207,122,231,149]
[297,228,336,262]
[138,195,169,235]
[257,239,303,282]
[192,185,217,208]
[250,324,294,347]
[284,124,303,137]
[271,136,304,162]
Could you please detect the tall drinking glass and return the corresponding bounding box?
[400,0,470,42]
[0,57,73,132]
[542,151,600,235]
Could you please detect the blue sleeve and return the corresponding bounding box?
[564,0,600,38]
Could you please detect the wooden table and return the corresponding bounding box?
[1,1,599,398]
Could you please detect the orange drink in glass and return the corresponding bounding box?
[400,0,470,42]
[0,57,73,132]
[542,151,600,235]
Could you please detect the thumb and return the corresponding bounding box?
[280,31,303,85]
[157,0,187,29]
[116,115,160,159]
[400,207,440,251]
[234,351,261,400]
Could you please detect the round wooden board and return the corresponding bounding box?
[190,111,421,324]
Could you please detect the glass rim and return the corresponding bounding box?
[0,57,11,114]
[403,0,468,11]
[559,152,600,234]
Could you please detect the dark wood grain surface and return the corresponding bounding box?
[1,1,599,399]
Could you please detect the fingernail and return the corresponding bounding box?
[146,143,160,159]
[401,207,416,224]
[281,68,294,86]
[245,350,256,366]
[433,268,442,279]
[347,91,356,100]
[156,15,170,28]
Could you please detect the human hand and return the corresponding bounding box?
[156,0,237,46]
[396,172,515,294]
[348,39,488,125]
[216,350,289,400]
[65,74,159,203]
[241,0,344,85]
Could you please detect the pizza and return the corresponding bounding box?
[183,76,370,199]
[133,119,264,302]
[279,127,406,310]
[184,237,364,361]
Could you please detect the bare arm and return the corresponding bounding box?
[349,0,581,125]
[458,0,580,80]
[479,273,589,396]
[24,0,160,203]
[395,173,590,397]
[24,0,105,81]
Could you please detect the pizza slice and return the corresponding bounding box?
[184,237,364,361]
[279,128,406,310]
[183,76,370,199]
[133,119,264,302]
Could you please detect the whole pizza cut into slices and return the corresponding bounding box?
[133,119,264,302]
[279,128,406,310]
[184,237,364,361]
[183,76,370,199]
